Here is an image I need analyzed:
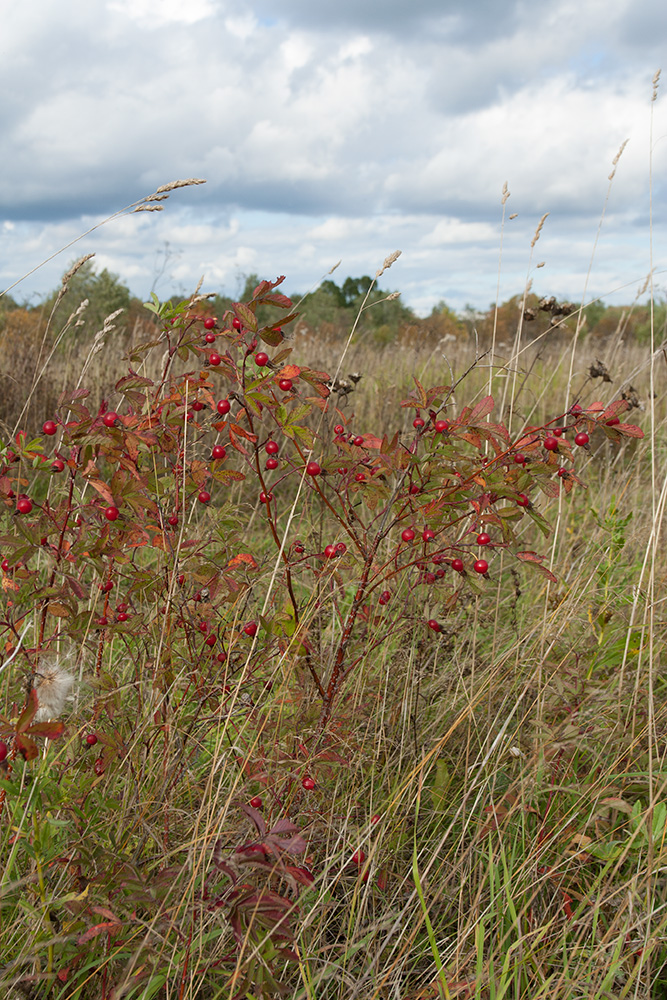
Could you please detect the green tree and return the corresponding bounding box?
[45,260,131,337]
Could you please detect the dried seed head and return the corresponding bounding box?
[155,178,207,194]
[531,214,549,248]
[501,181,510,205]
[376,250,402,277]
[652,69,661,102]
[33,654,75,721]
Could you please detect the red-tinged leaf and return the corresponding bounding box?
[540,479,561,498]
[85,478,115,504]
[124,529,150,548]
[413,377,428,407]
[251,275,286,299]
[239,803,268,836]
[227,553,259,570]
[115,373,154,392]
[381,430,400,454]
[77,921,122,944]
[233,301,258,333]
[188,458,210,488]
[584,401,605,412]
[229,423,258,444]
[278,364,301,379]
[259,292,293,308]
[58,386,90,407]
[64,575,88,601]
[468,395,495,423]
[28,720,65,740]
[90,905,120,921]
[284,865,315,886]
[211,468,246,485]
[14,734,39,760]
[269,818,301,836]
[617,422,644,438]
[601,400,629,419]
[16,688,39,732]
[516,551,557,582]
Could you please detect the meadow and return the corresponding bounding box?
[0,197,666,1000]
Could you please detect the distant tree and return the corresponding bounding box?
[44,260,131,337]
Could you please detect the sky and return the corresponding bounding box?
[0,0,665,317]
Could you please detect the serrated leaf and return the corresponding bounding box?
[233,301,258,333]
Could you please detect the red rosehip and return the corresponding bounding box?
[0,740,7,762]
[477,532,491,546]
[204,332,216,344]
[205,634,216,647]
[474,559,489,575]
[243,621,258,637]
[192,399,204,411]
[337,466,348,475]
[265,457,278,470]
[306,461,321,476]
[544,436,559,451]
[427,619,441,632]
[293,543,305,554]
[606,416,620,426]
[514,453,526,465]
[334,424,344,434]
[117,603,128,613]
[517,493,530,507]
[574,431,590,446]
[93,757,105,776]
[51,458,65,472]
[302,776,316,790]
[570,403,583,414]
[217,398,231,415]
[351,849,366,865]
[401,528,415,542]
[208,352,221,366]
[216,652,226,663]
[177,574,185,586]
[101,580,113,593]
[212,445,226,460]
[435,419,449,432]
[335,542,347,554]
[422,529,435,542]
[1,559,10,572]
[249,795,263,809]
[370,813,381,824]
[265,441,279,456]
[379,590,391,605]
[102,411,118,427]
[408,484,420,496]
[117,612,128,622]
[259,491,273,503]
[353,435,364,447]
[552,427,563,437]
[413,417,425,429]
[232,317,242,331]
[254,352,269,367]
[104,505,119,521]
[203,316,216,330]
[324,544,336,558]
[42,419,57,436]
[355,472,365,482]
[16,497,33,514]
[278,378,293,391]
[198,490,211,504]
[451,558,464,572]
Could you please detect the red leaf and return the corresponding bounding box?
[77,920,122,944]
[469,395,495,423]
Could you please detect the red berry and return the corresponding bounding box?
[42,419,57,436]
[427,619,441,632]
[335,542,347,554]
[306,461,321,476]
[355,472,365,482]
[1,559,10,572]
[254,352,269,367]
[477,532,491,546]
[370,813,381,824]
[474,559,489,575]
[117,603,128,613]
[337,466,348,475]
[302,776,316,790]
[102,411,118,428]
[379,590,391,605]
[517,493,530,507]
[265,457,278,470]
[353,435,364,447]
[324,544,336,558]
[217,398,231,415]
[259,491,273,503]
[216,652,226,663]
[401,528,415,542]
[93,757,105,776]
[606,416,620,426]
[552,427,563,437]
[243,621,258,637]
[117,612,128,622]
[435,419,449,432]
[84,731,99,747]
[451,558,464,572]
[249,796,263,809]
[422,529,435,542]
[351,849,366,865]
[16,498,33,514]
[204,316,216,330]
[278,378,293,391]
[557,467,568,478]
[212,445,226,460]
[0,741,7,762]
[104,505,119,521]
[514,453,526,465]
[101,580,113,593]
[204,332,216,344]
[205,634,216,647]
[408,484,420,496]
[334,424,344,434]
[198,490,211,504]
[413,417,425,429]
[51,458,65,472]
[574,432,590,446]
[232,317,242,331]
[177,574,185,586]
[208,352,221,366]
[570,403,583,414]
[265,440,279,455]
[192,400,204,411]
[293,543,304,554]
[544,436,559,451]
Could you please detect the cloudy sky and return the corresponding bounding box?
[0,0,665,316]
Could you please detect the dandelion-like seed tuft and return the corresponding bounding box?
[33,654,75,721]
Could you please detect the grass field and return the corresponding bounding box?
[1,194,666,999]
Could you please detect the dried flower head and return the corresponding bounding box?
[33,654,75,721]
